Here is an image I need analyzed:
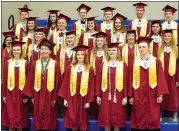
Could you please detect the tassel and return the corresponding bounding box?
[108,93,111,100]
[113,95,117,103]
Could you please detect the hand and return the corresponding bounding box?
[84,103,90,108]
[129,98,134,105]
[122,97,127,106]
[64,99,68,107]
[23,99,28,104]
[3,97,6,104]
[31,99,34,104]
[176,82,179,87]
[51,100,56,107]
[96,96,101,105]
[157,95,163,104]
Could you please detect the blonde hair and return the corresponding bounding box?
[158,34,178,58]
[10,46,23,59]
[105,47,122,61]
[113,17,126,33]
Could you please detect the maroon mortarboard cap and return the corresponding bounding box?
[72,45,89,52]
[86,16,98,21]
[133,2,148,9]
[66,30,76,36]
[18,7,32,12]
[112,13,128,22]
[101,6,116,12]
[11,41,25,47]
[126,30,136,34]
[2,31,15,38]
[47,10,60,14]
[137,37,153,44]
[38,38,55,50]
[26,17,38,21]
[163,5,177,14]
[34,28,45,32]
[76,3,91,12]
[151,20,161,25]
[162,29,173,34]
[92,31,108,38]
[107,43,119,48]
[58,13,71,23]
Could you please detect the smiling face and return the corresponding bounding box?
[35,32,44,42]
[104,11,113,21]
[96,38,105,48]
[27,21,35,30]
[108,47,118,59]
[57,19,67,31]
[40,45,51,59]
[79,9,87,20]
[127,33,135,44]
[87,20,95,30]
[114,18,122,30]
[12,46,22,58]
[163,33,172,44]
[138,42,149,56]
[66,34,75,47]
[136,8,144,19]
[165,11,173,22]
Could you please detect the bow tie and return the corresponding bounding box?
[81,20,86,24]
[59,32,64,37]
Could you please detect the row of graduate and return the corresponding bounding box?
[1,33,179,131]
[1,2,179,131]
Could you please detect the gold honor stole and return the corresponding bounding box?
[22,35,28,58]
[101,22,113,33]
[158,48,178,76]
[122,44,139,65]
[132,18,148,37]
[15,22,23,41]
[162,21,178,46]
[34,58,55,92]
[75,20,85,42]
[101,61,123,92]
[8,59,26,91]
[133,56,157,90]
[83,33,96,46]
[27,44,33,61]
[54,31,66,55]
[70,65,89,97]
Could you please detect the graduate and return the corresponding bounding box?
[22,17,38,58]
[90,31,108,74]
[26,28,45,64]
[162,5,178,46]
[158,29,179,121]
[55,30,76,75]
[98,6,115,43]
[128,2,151,38]
[49,13,71,57]
[45,10,59,39]
[59,45,94,131]
[22,38,61,131]
[79,16,98,60]
[150,20,162,57]
[129,37,169,131]
[12,7,32,41]
[110,13,127,45]
[72,3,91,42]
[95,43,128,131]
[2,41,30,131]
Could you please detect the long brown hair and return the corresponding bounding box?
[25,20,37,34]
[86,20,98,32]
[72,51,89,67]
[113,17,126,33]
[158,33,178,58]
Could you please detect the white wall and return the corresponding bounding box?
[2,1,178,32]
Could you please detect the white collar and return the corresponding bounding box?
[139,56,150,69]
[76,64,84,72]
[109,61,117,68]
[152,35,160,43]
[14,60,20,67]
[164,45,171,53]
[97,51,104,57]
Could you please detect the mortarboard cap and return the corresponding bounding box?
[76,3,91,12]
[112,13,128,22]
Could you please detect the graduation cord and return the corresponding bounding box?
[114,67,117,103]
